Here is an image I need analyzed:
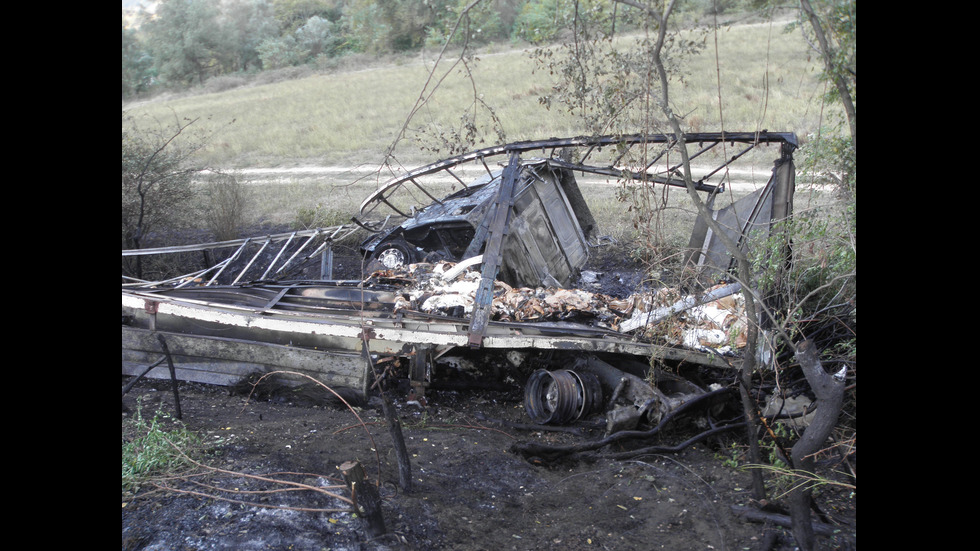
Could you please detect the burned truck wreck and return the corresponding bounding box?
[122,132,798,438]
[358,157,598,289]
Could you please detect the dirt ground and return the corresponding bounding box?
[121,373,855,551]
[122,236,855,551]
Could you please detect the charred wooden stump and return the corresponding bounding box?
[339,461,386,538]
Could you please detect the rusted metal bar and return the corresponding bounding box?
[155,333,183,420]
[278,227,348,280]
[640,138,680,171]
[545,159,721,193]
[691,142,759,183]
[272,231,320,277]
[122,265,210,288]
[357,131,797,216]
[183,258,233,288]
[468,152,520,348]
[320,246,333,279]
[123,226,361,288]
[122,228,353,257]
[479,156,493,178]
[379,198,409,218]
[659,139,718,173]
[446,168,467,187]
[408,177,444,205]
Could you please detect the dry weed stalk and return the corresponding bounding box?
[147,434,354,514]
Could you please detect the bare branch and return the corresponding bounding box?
[381,0,494,171]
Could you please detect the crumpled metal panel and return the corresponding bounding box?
[685,154,796,280]
[498,166,590,288]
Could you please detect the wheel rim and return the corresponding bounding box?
[524,369,602,424]
[376,247,407,269]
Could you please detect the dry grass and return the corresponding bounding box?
[123,18,833,164]
[124,17,841,235]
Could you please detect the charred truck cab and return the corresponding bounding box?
[360,159,597,289]
[355,132,796,292]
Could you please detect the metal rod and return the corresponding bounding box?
[262,232,296,280]
[446,168,467,188]
[180,259,232,288]
[156,333,183,420]
[207,239,250,286]
[232,239,270,285]
[320,247,333,279]
[122,356,166,396]
[122,228,339,256]
[274,231,319,276]
[409,178,443,205]
[697,143,759,182]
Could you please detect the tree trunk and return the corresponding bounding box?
[798,0,855,149]
[640,0,769,501]
[788,339,845,550]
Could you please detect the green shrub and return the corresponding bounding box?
[204,171,254,241]
[121,115,200,249]
[294,202,349,230]
[201,74,249,95]
[122,400,204,494]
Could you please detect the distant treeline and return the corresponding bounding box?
[122,0,726,99]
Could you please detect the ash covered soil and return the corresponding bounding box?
[122,237,855,551]
[121,377,854,551]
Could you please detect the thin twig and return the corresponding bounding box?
[163,436,354,505]
[150,482,351,514]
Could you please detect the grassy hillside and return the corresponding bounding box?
[123,18,837,170]
[123,18,842,238]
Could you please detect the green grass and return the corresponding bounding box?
[122,400,209,494]
[123,18,835,167]
[124,18,843,235]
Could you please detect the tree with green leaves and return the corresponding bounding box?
[218,0,281,72]
[343,0,452,53]
[273,0,344,32]
[799,0,855,150]
[256,34,305,69]
[295,15,342,59]
[427,0,511,47]
[144,0,225,86]
[122,19,156,99]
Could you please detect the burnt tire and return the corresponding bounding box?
[369,239,416,270]
[524,369,603,425]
